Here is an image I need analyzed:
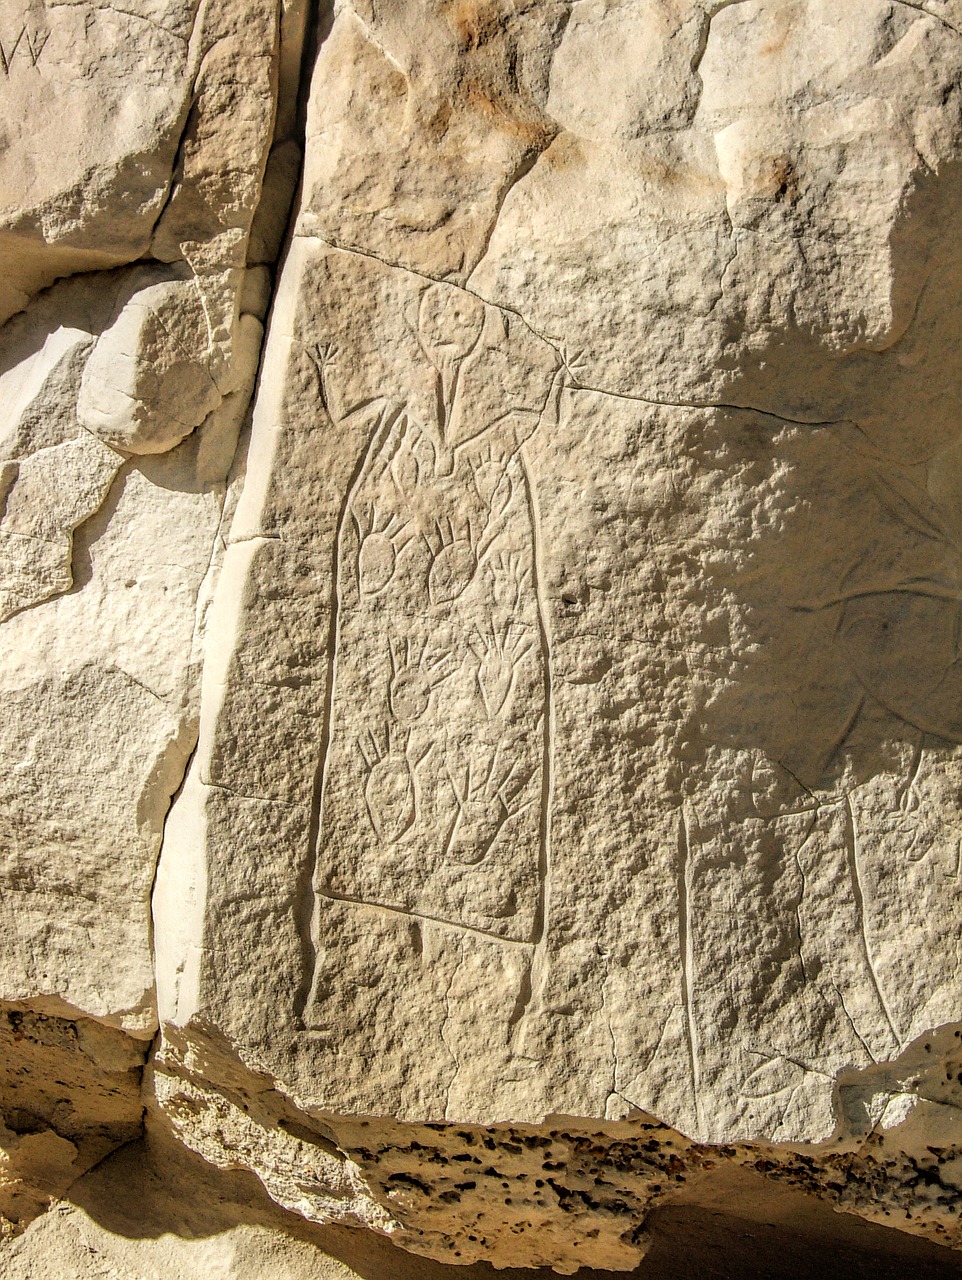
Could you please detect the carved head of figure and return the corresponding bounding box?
[416,282,487,370]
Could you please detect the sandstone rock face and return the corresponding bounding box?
[5,0,962,1274]
[0,0,299,1226]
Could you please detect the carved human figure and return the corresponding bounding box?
[309,285,561,948]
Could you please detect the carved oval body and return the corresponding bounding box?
[365,755,415,843]
[392,442,421,495]
[389,667,433,724]
[428,539,476,605]
[473,460,513,516]
[839,592,962,741]
[358,531,397,595]
[447,800,503,865]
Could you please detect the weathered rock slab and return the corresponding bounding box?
[6,0,962,1273]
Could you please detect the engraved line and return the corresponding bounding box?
[519,446,554,954]
[202,778,299,807]
[506,961,534,1030]
[49,0,191,41]
[638,1008,674,1075]
[792,693,864,784]
[566,377,847,428]
[115,665,167,704]
[467,140,555,279]
[298,401,401,1020]
[507,410,560,1034]
[0,26,25,74]
[316,890,537,948]
[842,794,902,1055]
[889,1,962,37]
[790,811,821,986]
[302,237,859,430]
[831,981,875,1063]
[897,735,925,813]
[440,941,465,1120]
[791,580,962,611]
[600,960,619,1105]
[744,1045,834,1082]
[25,24,49,62]
[677,805,705,1136]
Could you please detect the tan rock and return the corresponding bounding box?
[76,273,221,455]
[0,0,195,322]
[0,1006,146,1229]
[153,0,962,1269]
[0,0,295,1230]
[6,0,962,1272]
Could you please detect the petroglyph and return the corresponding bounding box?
[443,747,536,867]
[0,21,48,75]
[307,281,561,965]
[358,726,432,845]
[470,619,535,719]
[354,505,414,597]
[387,637,458,726]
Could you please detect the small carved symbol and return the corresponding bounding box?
[390,426,425,497]
[388,637,457,725]
[443,750,536,865]
[470,620,534,718]
[423,516,492,606]
[417,283,487,476]
[308,342,338,414]
[353,505,413,596]
[488,549,532,614]
[0,23,48,75]
[357,728,432,844]
[470,444,515,517]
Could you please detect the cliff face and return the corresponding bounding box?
[4,0,962,1274]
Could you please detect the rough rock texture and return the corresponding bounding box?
[5,0,962,1274]
[0,0,302,1024]
[6,1112,962,1279]
[0,1006,145,1228]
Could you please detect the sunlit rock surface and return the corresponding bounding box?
[4,0,962,1274]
